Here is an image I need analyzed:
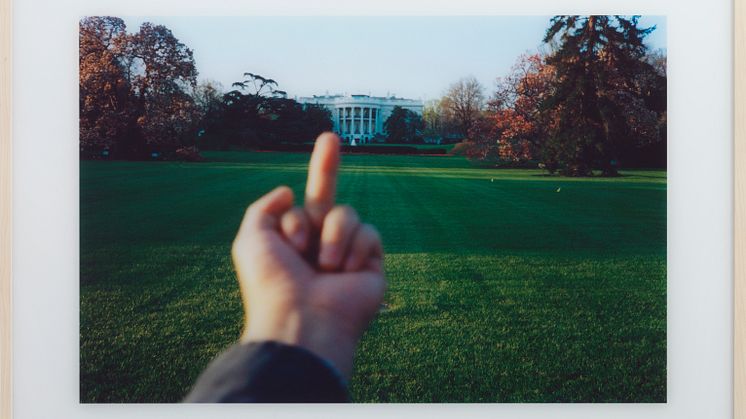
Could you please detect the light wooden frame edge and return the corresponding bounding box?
[0,4,743,419]
[0,0,11,416]
[735,0,746,418]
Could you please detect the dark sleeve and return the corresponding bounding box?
[183,341,350,403]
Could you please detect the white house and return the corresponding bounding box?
[297,94,424,144]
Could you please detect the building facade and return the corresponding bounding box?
[297,94,423,144]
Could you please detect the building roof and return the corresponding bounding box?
[298,93,423,106]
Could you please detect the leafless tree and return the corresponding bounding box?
[442,76,485,138]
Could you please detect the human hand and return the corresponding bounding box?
[231,133,385,379]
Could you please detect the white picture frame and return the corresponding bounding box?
[2,0,743,417]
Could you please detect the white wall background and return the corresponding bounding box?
[12,0,733,418]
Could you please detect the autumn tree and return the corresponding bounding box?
[541,15,665,176]
[79,18,203,158]
[463,114,503,162]
[125,23,199,152]
[466,53,556,164]
[442,76,485,139]
[79,16,132,156]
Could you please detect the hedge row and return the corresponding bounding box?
[250,143,448,155]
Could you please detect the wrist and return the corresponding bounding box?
[241,315,358,380]
[299,329,358,380]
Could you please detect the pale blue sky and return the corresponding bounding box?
[121,16,666,101]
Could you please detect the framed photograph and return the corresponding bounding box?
[76,14,672,404]
[1,0,743,417]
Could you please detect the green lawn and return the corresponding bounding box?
[80,151,666,403]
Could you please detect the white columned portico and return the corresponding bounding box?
[347,107,351,138]
[358,107,363,142]
[296,94,424,143]
[368,107,373,138]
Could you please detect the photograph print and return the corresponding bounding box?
[79,15,667,403]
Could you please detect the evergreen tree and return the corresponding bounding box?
[542,15,664,176]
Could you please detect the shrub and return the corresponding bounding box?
[172,146,205,162]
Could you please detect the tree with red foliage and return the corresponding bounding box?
[79,18,200,158]
[125,23,199,152]
[467,17,666,175]
[465,53,556,165]
[79,17,132,157]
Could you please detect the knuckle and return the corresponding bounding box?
[333,204,358,221]
[292,207,308,226]
[282,210,308,237]
[322,206,362,245]
[282,212,300,231]
[288,219,303,234]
